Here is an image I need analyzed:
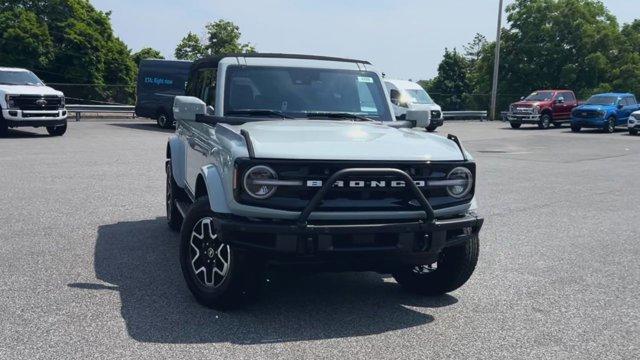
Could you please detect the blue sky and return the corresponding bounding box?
[91,0,638,80]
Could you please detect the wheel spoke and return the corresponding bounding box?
[189,217,230,288]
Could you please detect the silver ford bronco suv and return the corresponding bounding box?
[166,53,483,309]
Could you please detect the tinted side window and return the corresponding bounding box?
[563,92,575,102]
[626,96,637,105]
[199,69,217,107]
[390,89,400,102]
[185,70,197,97]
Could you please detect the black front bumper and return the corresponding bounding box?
[6,119,67,128]
[430,118,444,127]
[214,214,483,268]
[217,167,481,269]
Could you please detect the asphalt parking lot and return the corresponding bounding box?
[0,120,638,359]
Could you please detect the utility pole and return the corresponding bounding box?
[490,0,504,121]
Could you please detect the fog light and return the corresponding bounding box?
[8,110,18,117]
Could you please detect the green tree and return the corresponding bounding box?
[175,19,255,60]
[204,19,255,55]
[463,33,488,64]
[458,0,623,112]
[426,48,472,111]
[132,47,164,67]
[0,7,53,71]
[175,32,205,61]
[0,0,137,104]
[483,0,619,101]
[104,38,137,103]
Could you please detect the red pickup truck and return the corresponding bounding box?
[507,90,579,129]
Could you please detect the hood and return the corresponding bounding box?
[574,104,612,111]
[234,120,466,161]
[511,100,550,107]
[408,103,441,111]
[0,84,63,96]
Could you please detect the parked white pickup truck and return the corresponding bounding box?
[0,67,68,136]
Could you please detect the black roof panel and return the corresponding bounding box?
[191,53,371,71]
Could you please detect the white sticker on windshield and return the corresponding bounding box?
[358,76,374,83]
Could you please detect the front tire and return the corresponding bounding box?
[538,114,552,129]
[180,197,263,310]
[604,117,616,133]
[631,128,639,136]
[393,234,479,295]
[46,123,67,136]
[0,113,8,136]
[156,110,173,129]
[510,122,521,129]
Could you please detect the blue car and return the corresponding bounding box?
[571,93,640,133]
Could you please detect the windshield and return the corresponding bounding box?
[0,70,44,86]
[525,91,555,101]
[405,89,435,105]
[224,66,393,121]
[585,95,618,106]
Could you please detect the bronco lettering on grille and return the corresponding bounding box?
[306,180,426,188]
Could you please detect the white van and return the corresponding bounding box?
[384,79,443,132]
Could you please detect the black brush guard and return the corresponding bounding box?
[214,168,483,261]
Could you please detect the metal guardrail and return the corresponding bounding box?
[64,105,491,122]
[443,111,488,120]
[66,104,134,121]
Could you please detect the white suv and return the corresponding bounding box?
[0,67,68,136]
[166,54,482,309]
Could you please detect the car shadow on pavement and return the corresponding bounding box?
[109,122,175,133]
[69,218,457,344]
[560,129,628,135]
[0,128,50,138]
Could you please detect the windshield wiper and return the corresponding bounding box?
[305,112,377,122]
[225,109,294,119]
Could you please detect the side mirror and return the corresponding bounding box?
[617,103,624,109]
[206,105,215,115]
[173,96,206,122]
[520,96,525,100]
[405,110,431,128]
[556,97,565,104]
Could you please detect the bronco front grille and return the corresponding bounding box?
[235,159,475,212]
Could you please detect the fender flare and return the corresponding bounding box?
[201,165,231,214]
[167,135,186,188]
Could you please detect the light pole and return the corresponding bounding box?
[490,0,504,120]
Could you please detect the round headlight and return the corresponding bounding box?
[446,167,473,198]
[243,165,278,199]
